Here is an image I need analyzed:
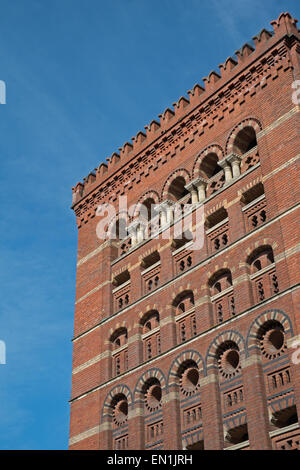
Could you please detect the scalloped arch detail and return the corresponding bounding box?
[168,350,205,385]
[133,368,167,403]
[205,330,247,371]
[246,309,293,351]
[101,384,132,418]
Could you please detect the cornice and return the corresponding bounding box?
[71,13,300,227]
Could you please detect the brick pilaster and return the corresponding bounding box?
[162,386,182,449]
[200,372,224,449]
[128,405,145,449]
[242,352,272,449]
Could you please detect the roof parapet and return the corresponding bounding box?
[235,43,255,64]
[144,119,160,138]
[72,11,300,205]
[252,28,273,50]
[271,11,299,37]
[202,71,221,93]
[187,84,205,106]
[158,107,175,126]
[97,162,108,176]
[219,57,238,79]
[132,130,147,148]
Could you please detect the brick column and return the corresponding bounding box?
[162,385,182,449]
[200,372,224,449]
[128,326,143,370]
[129,263,142,304]
[99,420,112,450]
[160,307,177,352]
[99,241,118,320]
[159,241,173,285]
[100,350,112,383]
[128,404,145,449]
[219,157,233,183]
[227,200,246,243]
[233,262,254,313]
[242,352,272,449]
[196,285,214,331]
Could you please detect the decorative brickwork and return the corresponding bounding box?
[69,12,300,450]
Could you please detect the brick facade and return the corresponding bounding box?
[69,12,300,450]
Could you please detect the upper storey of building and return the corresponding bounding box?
[71,12,300,234]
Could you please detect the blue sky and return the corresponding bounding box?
[0,0,299,450]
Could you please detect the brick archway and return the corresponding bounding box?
[132,190,161,219]
[138,305,160,321]
[161,168,191,200]
[225,117,262,155]
[245,238,278,264]
[246,309,294,353]
[205,330,247,373]
[101,384,133,419]
[167,350,205,387]
[192,144,224,179]
[133,368,167,403]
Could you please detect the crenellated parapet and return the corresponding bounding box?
[71,12,300,221]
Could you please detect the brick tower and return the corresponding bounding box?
[69,12,300,450]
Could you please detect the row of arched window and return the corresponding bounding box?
[112,244,279,333]
[104,122,262,258]
[110,179,266,260]
[111,182,268,315]
[103,312,298,450]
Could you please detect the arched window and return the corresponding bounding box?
[112,270,131,312]
[199,152,223,179]
[111,393,128,427]
[206,208,229,254]
[141,311,161,360]
[178,359,200,397]
[141,251,161,295]
[233,126,257,155]
[216,341,241,379]
[257,320,287,361]
[199,152,225,197]
[214,339,246,448]
[176,358,203,446]
[138,197,156,222]
[168,176,189,202]
[172,231,194,274]
[209,270,235,324]
[255,318,296,433]
[173,291,196,343]
[110,328,128,376]
[107,217,131,257]
[271,406,298,430]
[142,378,163,444]
[108,217,128,241]
[111,393,129,449]
[247,246,279,303]
[232,125,259,172]
[241,183,267,231]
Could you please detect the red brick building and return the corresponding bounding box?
[69,12,300,450]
